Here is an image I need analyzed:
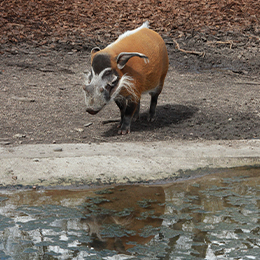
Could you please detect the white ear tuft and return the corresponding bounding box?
[116,52,149,69]
[91,47,101,56]
[144,58,150,64]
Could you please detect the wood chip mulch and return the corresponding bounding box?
[0,0,260,46]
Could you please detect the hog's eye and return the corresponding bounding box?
[102,69,112,78]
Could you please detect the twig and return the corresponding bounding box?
[207,40,233,49]
[172,40,205,57]
[84,122,93,127]
[102,119,120,125]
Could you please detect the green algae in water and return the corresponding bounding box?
[100,223,136,238]
[85,196,111,205]
[137,199,158,208]
[116,208,135,217]
[94,188,114,195]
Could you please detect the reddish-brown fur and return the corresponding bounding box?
[91,27,169,100]
[86,24,169,134]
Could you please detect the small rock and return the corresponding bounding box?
[11,96,35,102]
[74,128,84,132]
[54,148,63,152]
[13,134,26,138]
[84,122,93,127]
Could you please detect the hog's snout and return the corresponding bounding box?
[82,84,91,94]
[86,108,99,115]
[83,68,116,115]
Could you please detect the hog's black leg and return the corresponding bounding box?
[133,100,140,122]
[115,99,126,127]
[118,100,138,135]
[148,92,159,122]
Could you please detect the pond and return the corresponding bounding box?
[0,166,259,259]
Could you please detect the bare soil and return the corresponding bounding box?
[0,0,260,145]
[1,33,260,145]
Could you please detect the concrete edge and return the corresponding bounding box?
[0,140,260,187]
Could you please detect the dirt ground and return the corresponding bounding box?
[1,31,260,145]
[0,1,260,145]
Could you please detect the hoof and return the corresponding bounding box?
[118,129,130,135]
[147,115,155,122]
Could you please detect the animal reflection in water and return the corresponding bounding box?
[80,185,165,253]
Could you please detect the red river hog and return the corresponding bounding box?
[83,22,169,134]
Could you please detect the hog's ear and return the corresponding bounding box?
[116,52,149,69]
[91,47,101,57]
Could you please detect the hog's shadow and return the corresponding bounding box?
[102,104,198,137]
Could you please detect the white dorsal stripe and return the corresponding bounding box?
[107,21,149,48]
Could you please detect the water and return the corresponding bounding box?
[0,167,259,260]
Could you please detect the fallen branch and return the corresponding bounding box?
[172,40,205,57]
[102,119,120,125]
[207,40,233,49]
[84,122,93,127]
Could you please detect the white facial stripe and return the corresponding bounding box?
[89,67,113,90]
[99,68,112,78]
[91,67,112,77]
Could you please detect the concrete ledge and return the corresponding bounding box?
[0,140,260,187]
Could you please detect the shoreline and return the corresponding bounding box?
[1,140,260,188]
